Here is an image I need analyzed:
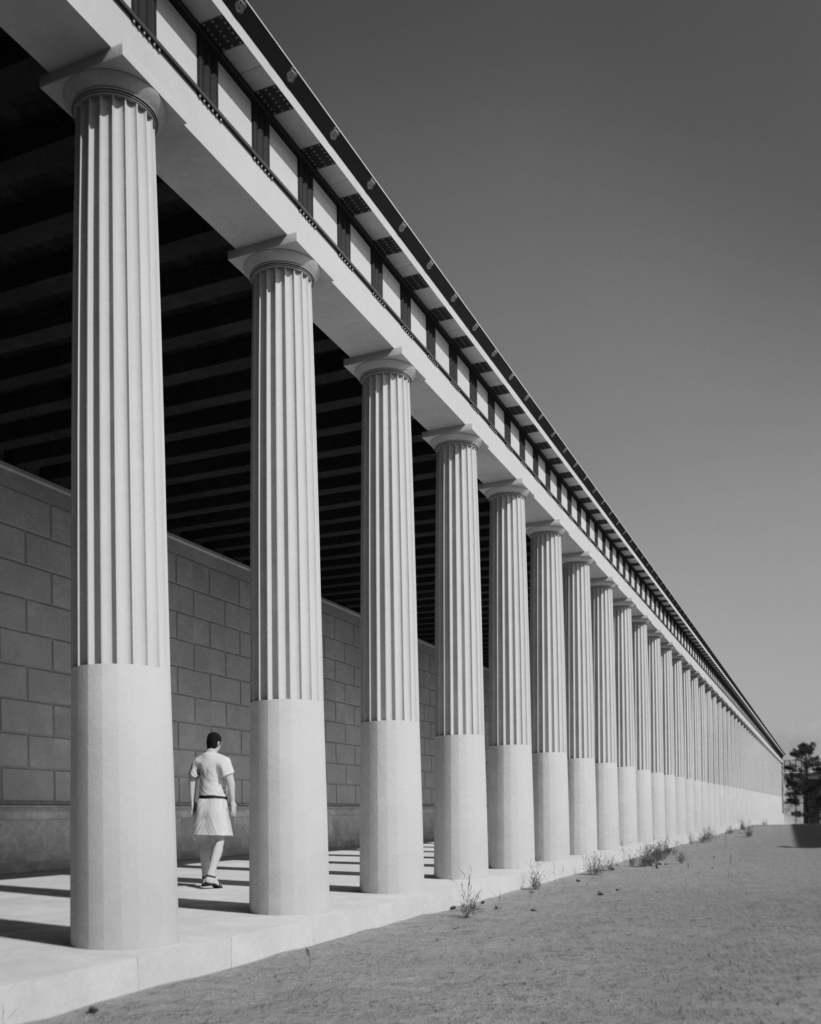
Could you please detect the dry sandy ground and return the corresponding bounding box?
[45,824,821,1024]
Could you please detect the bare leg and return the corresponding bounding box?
[206,839,225,882]
[199,837,216,880]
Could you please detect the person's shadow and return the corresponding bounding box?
[789,824,821,848]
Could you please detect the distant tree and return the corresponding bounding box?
[784,742,821,824]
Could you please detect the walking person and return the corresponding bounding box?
[189,732,237,888]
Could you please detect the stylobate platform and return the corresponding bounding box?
[0,840,661,1024]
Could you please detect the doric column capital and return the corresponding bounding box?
[228,237,320,284]
[63,68,165,129]
[344,349,416,384]
[422,423,482,451]
[631,612,650,627]
[562,550,594,567]
[526,519,565,537]
[590,576,617,591]
[480,478,529,501]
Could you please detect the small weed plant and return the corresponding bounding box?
[724,824,734,835]
[524,861,546,891]
[673,848,686,863]
[583,851,616,875]
[744,825,754,838]
[698,826,715,843]
[457,873,483,918]
[687,831,697,845]
[628,838,673,868]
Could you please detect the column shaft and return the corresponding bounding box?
[648,635,666,839]
[245,249,329,915]
[529,524,570,861]
[632,619,654,842]
[426,430,488,879]
[564,556,597,854]
[486,485,534,868]
[355,358,424,892]
[69,71,177,950]
[591,581,619,850]
[662,646,678,837]
[614,601,637,846]
[673,658,687,836]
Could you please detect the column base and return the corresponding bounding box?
[71,665,178,950]
[665,774,678,838]
[636,768,653,843]
[487,744,535,869]
[361,719,424,894]
[533,751,570,862]
[434,734,488,880]
[250,699,329,915]
[595,762,620,850]
[651,771,666,839]
[617,764,638,846]
[568,756,597,856]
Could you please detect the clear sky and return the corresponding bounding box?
[254,0,821,756]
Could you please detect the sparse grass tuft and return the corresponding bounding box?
[687,831,697,844]
[673,848,686,863]
[724,824,734,835]
[629,839,673,867]
[456,873,483,918]
[698,826,716,843]
[524,861,546,891]
[584,851,616,875]
[744,825,754,838]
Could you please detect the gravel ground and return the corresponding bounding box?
[45,823,821,1024]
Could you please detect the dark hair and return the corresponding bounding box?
[206,732,222,749]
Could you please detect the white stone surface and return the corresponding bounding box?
[648,634,667,839]
[614,600,638,846]
[528,522,570,861]
[484,482,535,869]
[349,355,424,893]
[632,616,654,842]
[591,579,619,850]
[236,242,329,916]
[424,427,488,879]
[662,645,679,836]
[563,553,598,854]
[66,67,177,950]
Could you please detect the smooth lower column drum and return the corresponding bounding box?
[591,579,619,851]
[424,427,488,879]
[528,522,570,862]
[648,633,667,839]
[347,353,424,893]
[483,482,535,869]
[563,553,597,855]
[613,600,638,846]
[691,673,703,832]
[632,616,653,842]
[231,243,329,916]
[65,69,177,950]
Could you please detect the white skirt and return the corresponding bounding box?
[193,797,233,837]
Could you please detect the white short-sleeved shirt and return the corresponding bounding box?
[189,749,234,798]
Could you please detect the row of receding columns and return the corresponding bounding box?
[64,66,780,952]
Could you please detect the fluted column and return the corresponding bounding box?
[563,553,597,854]
[673,657,687,836]
[662,644,678,837]
[528,522,570,861]
[482,481,534,869]
[347,352,424,893]
[229,241,329,915]
[613,600,637,846]
[632,616,653,841]
[591,579,619,850]
[683,668,696,834]
[67,68,177,950]
[423,426,488,880]
[648,633,666,838]
[691,673,703,832]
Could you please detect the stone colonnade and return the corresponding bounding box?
[63,67,780,951]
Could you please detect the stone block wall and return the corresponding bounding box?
[0,462,436,826]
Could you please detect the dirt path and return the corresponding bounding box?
[45,824,821,1024]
